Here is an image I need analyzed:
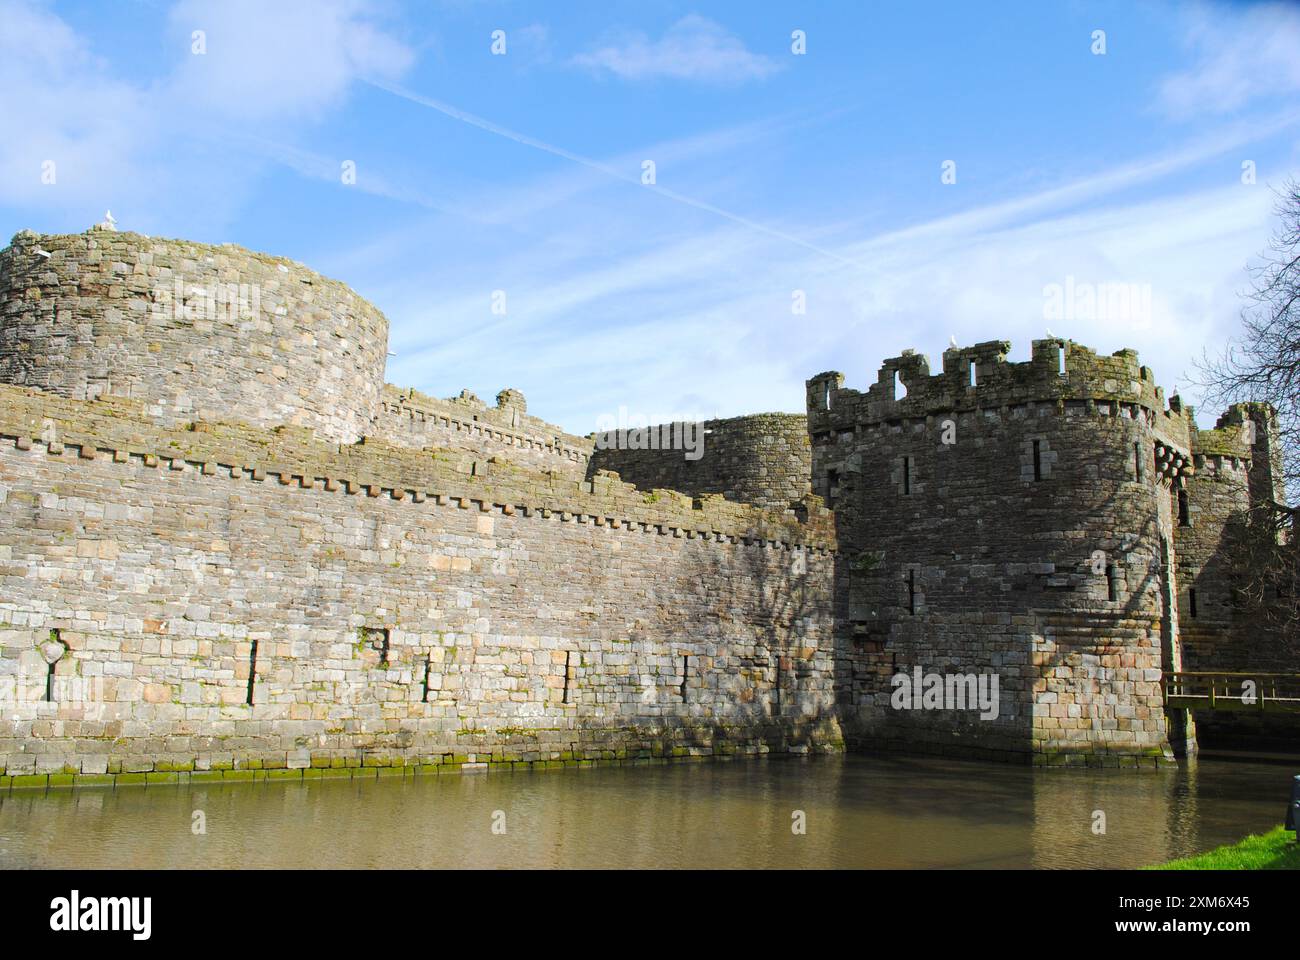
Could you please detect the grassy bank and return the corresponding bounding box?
[1149,826,1299,870]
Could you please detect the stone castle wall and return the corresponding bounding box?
[0,225,1288,785]
[375,385,593,479]
[0,384,839,783]
[807,339,1259,764]
[588,413,811,510]
[0,229,389,444]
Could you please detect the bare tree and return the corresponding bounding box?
[1196,179,1300,661]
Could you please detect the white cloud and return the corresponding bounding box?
[166,0,413,121]
[0,0,414,234]
[572,15,780,84]
[1159,2,1300,116]
[0,0,153,215]
[364,131,1288,435]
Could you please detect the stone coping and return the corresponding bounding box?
[0,384,835,551]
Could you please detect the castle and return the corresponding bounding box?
[0,225,1283,788]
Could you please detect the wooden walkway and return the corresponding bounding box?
[1163,673,1300,713]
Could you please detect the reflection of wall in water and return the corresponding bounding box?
[1028,766,1191,869]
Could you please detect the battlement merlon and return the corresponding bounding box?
[807,339,1254,460]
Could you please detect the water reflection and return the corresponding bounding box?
[0,755,1289,869]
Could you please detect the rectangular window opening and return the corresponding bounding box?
[246,637,259,706]
[969,361,977,387]
[1134,441,1142,481]
[46,628,61,703]
[680,655,690,700]
[1189,588,1198,619]
[562,650,572,705]
[1178,488,1190,526]
[902,456,912,496]
[1032,440,1043,481]
[362,626,391,666]
[1107,565,1119,602]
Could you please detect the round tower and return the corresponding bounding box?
[808,339,1196,763]
[0,226,389,443]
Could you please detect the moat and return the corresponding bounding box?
[1,755,1289,869]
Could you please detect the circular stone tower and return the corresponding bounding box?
[0,226,389,443]
[807,339,1197,763]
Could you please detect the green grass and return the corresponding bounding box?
[1149,825,1299,870]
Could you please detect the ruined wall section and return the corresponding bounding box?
[0,385,839,781]
[1174,408,1257,671]
[587,413,812,510]
[0,229,389,444]
[808,340,1188,764]
[374,384,593,479]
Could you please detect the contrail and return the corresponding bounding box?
[363,77,865,269]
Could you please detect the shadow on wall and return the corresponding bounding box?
[824,416,1182,763]
[630,506,842,753]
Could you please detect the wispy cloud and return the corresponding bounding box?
[166,0,413,121]
[367,120,1284,434]
[0,0,413,230]
[571,14,781,84]
[366,77,859,266]
[1158,1,1300,117]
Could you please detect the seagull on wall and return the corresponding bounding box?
[949,335,958,348]
[1046,327,1055,338]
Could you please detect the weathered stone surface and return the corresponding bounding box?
[0,230,1286,785]
[807,339,1276,762]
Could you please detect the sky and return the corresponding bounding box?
[2,0,1299,434]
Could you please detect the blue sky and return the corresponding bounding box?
[2,0,1299,433]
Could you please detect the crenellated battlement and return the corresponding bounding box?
[375,384,595,477]
[806,339,1222,456]
[0,227,1286,782]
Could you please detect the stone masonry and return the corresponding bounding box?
[0,228,839,789]
[807,340,1277,764]
[0,227,1286,789]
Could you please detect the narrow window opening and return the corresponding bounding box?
[826,469,839,508]
[1057,345,1066,376]
[422,655,432,702]
[680,655,690,700]
[246,637,258,706]
[562,650,572,705]
[773,655,781,715]
[45,628,61,703]
[1177,488,1190,526]
[1107,564,1119,602]
[824,383,831,410]
[1032,439,1043,481]
[902,456,912,495]
[969,361,977,387]
[1189,588,1198,619]
[907,569,917,615]
[362,626,391,666]
[893,369,906,401]
[1133,441,1142,480]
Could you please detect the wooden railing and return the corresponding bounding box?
[1163,672,1300,713]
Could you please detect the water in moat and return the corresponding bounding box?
[0,754,1291,869]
